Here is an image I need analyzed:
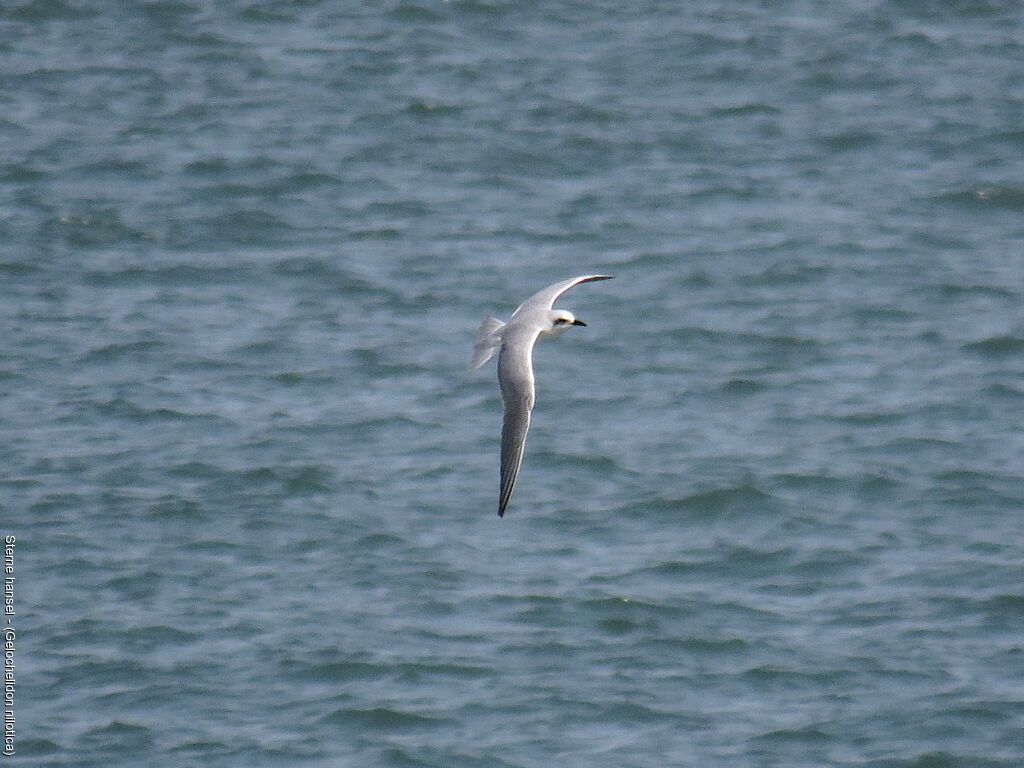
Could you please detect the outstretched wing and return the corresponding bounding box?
[499,397,531,518]
[511,274,614,319]
[496,327,538,517]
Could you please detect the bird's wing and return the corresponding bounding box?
[511,274,614,318]
[497,328,538,517]
[499,400,530,518]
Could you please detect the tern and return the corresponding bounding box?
[470,275,614,517]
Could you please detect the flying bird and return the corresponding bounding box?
[470,275,614,517]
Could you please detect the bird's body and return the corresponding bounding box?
[470,275,613,516]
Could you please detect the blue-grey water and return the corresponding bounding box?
[3,2,1024,766]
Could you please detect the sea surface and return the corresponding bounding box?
[2,1,1024,766]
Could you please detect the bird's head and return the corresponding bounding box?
[546,309,586,337]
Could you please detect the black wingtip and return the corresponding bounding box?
[497,507,506,518]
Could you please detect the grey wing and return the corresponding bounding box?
[496,333,537,517]
[511,274,614,318]
[498,395,531,517]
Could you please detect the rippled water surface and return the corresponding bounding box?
[3,1,1024,766]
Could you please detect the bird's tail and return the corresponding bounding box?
[469,316,505,370]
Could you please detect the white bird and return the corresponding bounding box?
[470,275,614,517]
